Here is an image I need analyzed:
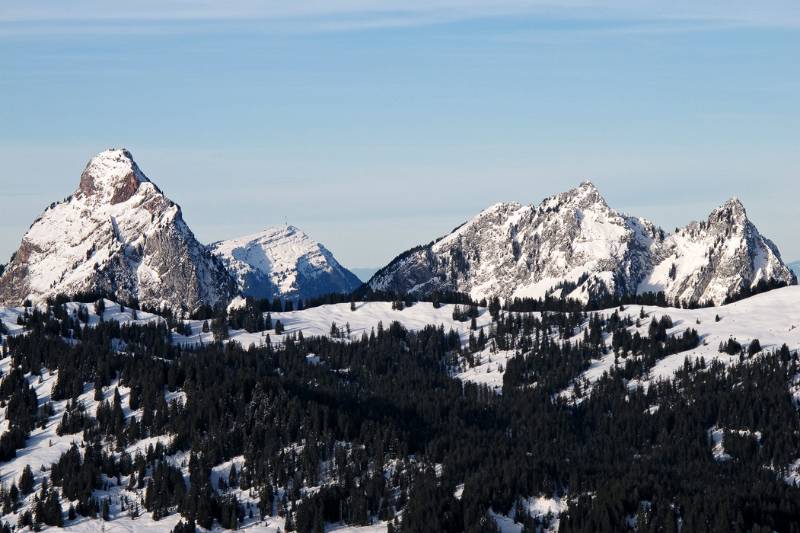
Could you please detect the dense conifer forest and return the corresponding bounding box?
[1,294,800,532]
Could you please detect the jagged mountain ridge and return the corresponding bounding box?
[368,182,795,305]
[210,225,362,301]
[0,149,236,311]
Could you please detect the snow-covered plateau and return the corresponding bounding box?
[188,286,800,393]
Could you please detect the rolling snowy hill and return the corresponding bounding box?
[369,182,795,305]
[214,286,800,392]
[0,286,800,391]
[5,286,796,396]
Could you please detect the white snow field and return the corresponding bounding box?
[0,299,163,348]
[545,285,800,401]
[181,287,800,394]
[8,288,799,395]
[174,301,495,351]
[490,494,566,533]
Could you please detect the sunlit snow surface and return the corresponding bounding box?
[180,287,800,393]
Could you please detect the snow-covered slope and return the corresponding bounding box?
[165,285,800,394]
[560,284,800,403]
[210,225,361,301]
[0,149,235,312]
[6,287,799,398]
[369,182,794,305]
[0,328,384,533]
[177,300,494,350]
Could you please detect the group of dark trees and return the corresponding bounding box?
[0,366,44,461]
[723,278,796,305]
[2,295,800,532]
[719,337,763,357]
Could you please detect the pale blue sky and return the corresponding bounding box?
[1,1,798,269]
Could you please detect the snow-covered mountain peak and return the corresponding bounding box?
[0,150,234,311]
[371,181,654,302]
[477,202,523,218]
[77,148,153,205]
[434,202,526,249]
[210,225,361,301]
[639,198,794,304]
[213,225,322,264]
[708,197,748,227]
[572,179,602,197]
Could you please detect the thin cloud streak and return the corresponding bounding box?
[0,1,579,23]
[2,1,800,36]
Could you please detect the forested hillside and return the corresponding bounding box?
[1,289,800,532]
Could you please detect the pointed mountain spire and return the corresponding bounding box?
[0,149,234,310]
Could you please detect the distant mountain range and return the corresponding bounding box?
[368,181,796,305]
[791,261,800,278]
[0,151,794,310]
[0,149,359,311]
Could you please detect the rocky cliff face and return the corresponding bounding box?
[210,225,362,301]
[0,149,235,311]
[369,182,795,305]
